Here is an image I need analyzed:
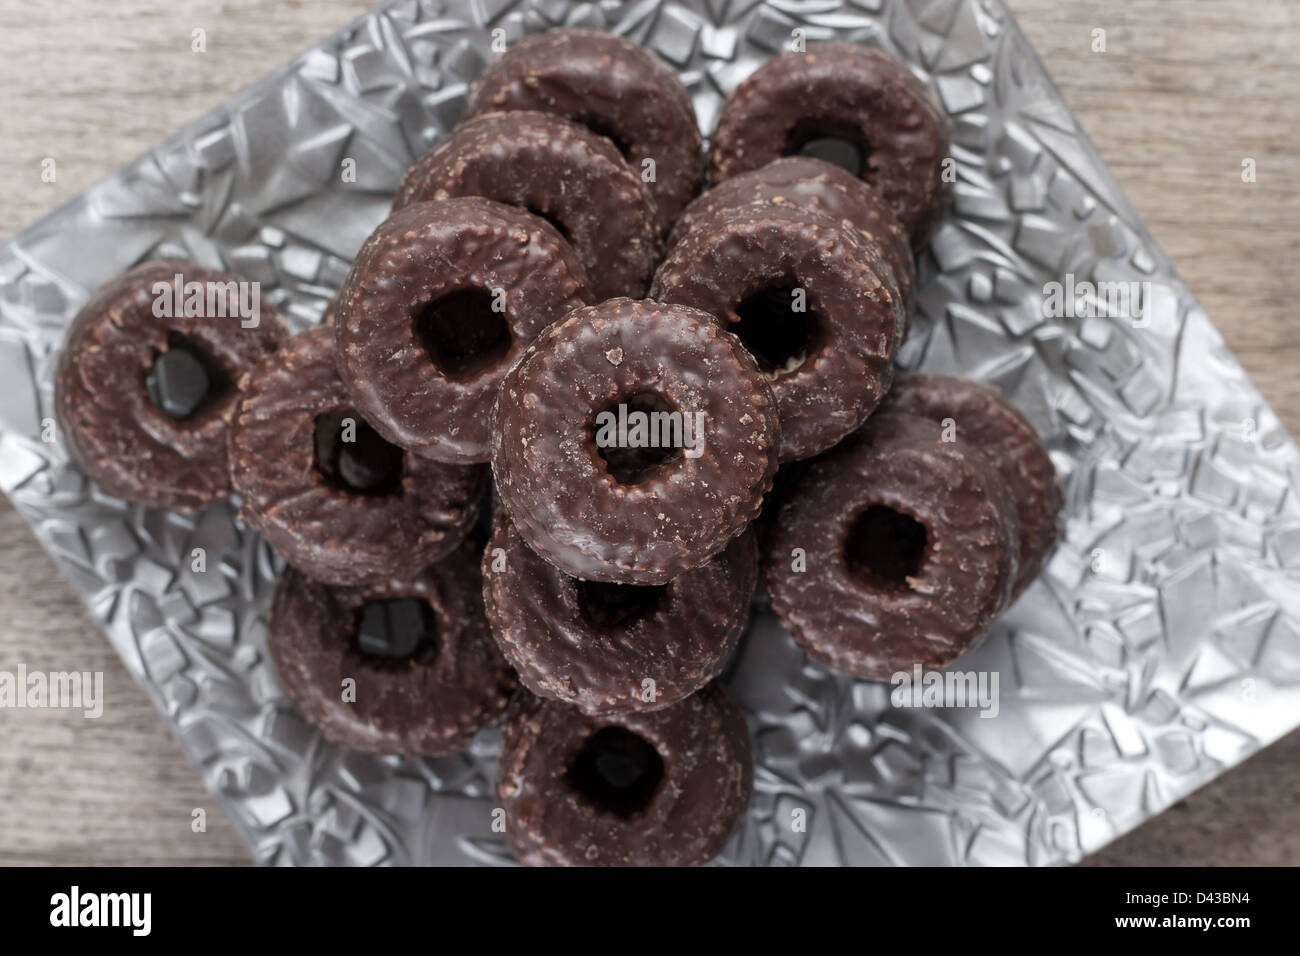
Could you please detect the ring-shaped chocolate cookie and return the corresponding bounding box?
[497,682,752,866]
[670,156,916,322]
[651,203,903,462]
[484,513,757,715]
[336,197,592,464]
[882,373,1062,599]
[464,29,701,236]
[268,545,515,755]
[491,298,779,585]
[395,111,660,301]
[230,327,486,586]
[55,261,289,511]
[764,412,1019,680]
[708,44,952,248]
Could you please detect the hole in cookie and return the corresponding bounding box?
[844,504,928,591]
[789,120,869,178]
[314,409,404,497]
[592,392,687,485]
[733,286,821,378]
[354,597,439,663]
[796,137,864,176]
[567,726,665,819]
[574,578,668,629]
[145,331,230,421]
[414,289,512,381]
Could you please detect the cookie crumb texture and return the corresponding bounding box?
[395,111,660,301]
[465,28,702,236]
[653,203,904,462]
[497,683,752,866]
[708,43,952,248]
[491,298,780,584]
[230,327,486,586]
[764,412,1022,680]
[54,261,288,511]
[336,197,592,464]
[882,373,1063,598]
[268,547,515,756]
[484,514,757,715]
[670,155,916,321]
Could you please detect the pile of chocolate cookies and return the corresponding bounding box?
[54,30,1061,867]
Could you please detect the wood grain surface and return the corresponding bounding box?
[0,0,1296,866]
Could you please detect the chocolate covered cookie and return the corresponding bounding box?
[230,327,485,586]
[670,156,915,321]
[268,545,515,755]
[54,261,288,511]
[652,203,904,462]
[491,297,779,585]
[764,412,1019,680]
[335,198,591,464]
[484,512,756,715]
[497,682,752,866]
[464,29,701,236]
[708,44,952,248]
[882,373,1062,599]
[395,111,660,301]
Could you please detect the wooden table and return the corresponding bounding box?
[0,0,1296,865]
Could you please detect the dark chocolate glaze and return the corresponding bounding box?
[764,412,1019,681]
[464,29,702,236]
[268,546,515,756]
[335,197,592,464]
[395,111,660,301]
[708,44,952,249]
[497,682,752,866]
[54,261,288,511]
[883,373,1062,599]
[483,512,757,715]
[670,155,916,323]
[491,297,779,585]
[651,203,903,462]
[230,327,486,587]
